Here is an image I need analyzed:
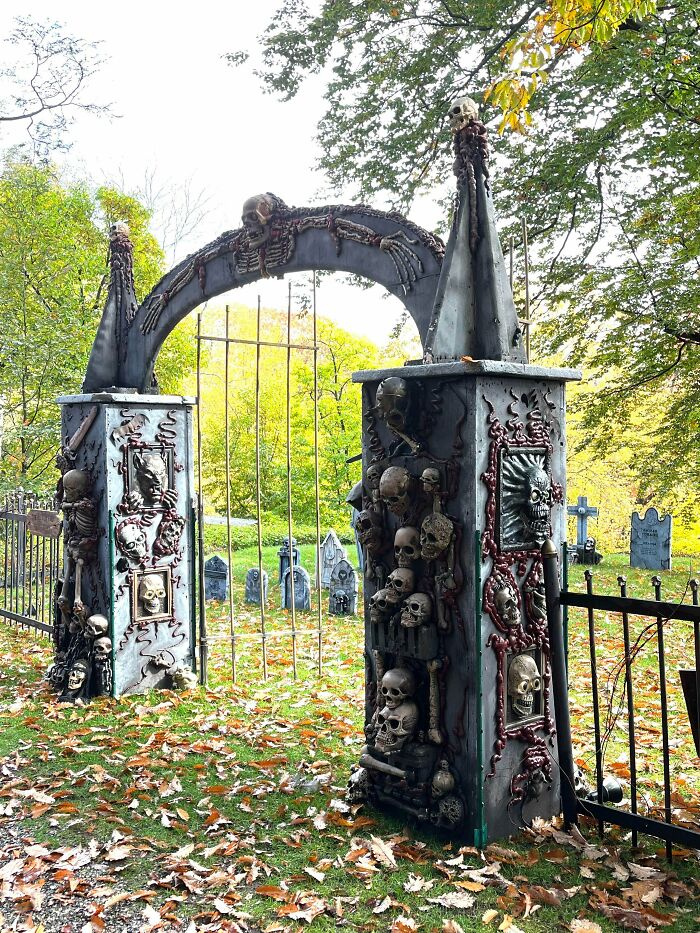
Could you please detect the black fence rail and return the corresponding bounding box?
[0,490,61,637]
[543,543,700,859]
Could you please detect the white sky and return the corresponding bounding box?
[0,1,432,345]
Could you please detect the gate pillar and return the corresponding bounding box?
[54,392,195,699]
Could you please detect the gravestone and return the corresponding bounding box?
[567,495,598,548]
[245,567,268,605]
[630,507,672,570]
[282,566,311,611]
[204,556,228,601]
[318,529,346,588]
[277,537,300,584]
[329,558,358,615]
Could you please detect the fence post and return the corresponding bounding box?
[542,538,578,828]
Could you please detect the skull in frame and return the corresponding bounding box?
[507,653,542,719]
[524,465,553,540]
[138,573,167,616]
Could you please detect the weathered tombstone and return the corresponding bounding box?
[245,567,268,605]
[204,556,228,601]
[630,507,672,570]
[329,558,358,615]
[282,566,311,611]
[277,536,300,584]
[567,495,599,549]
[318,529,347,589]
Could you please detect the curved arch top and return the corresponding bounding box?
[83,196,445,393]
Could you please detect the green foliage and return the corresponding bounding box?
[203,521,355,553]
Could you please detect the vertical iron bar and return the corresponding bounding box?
[255,297,268,680]
[27,524,34,630]
[618,574,638,847]
[34,532,41,631]
[542,540,578,827]
[562,541,569,673]
[522,217,531,361]
[223,304,236,682]
[3,494,8,612]
[196,311,208,685]
[286,280,298,679]
[509,233,514,292]
[692,580,700,773]
[312,272,323,675]
[652,574,673,861]
[40,533,47,628]
[585,569,605,836]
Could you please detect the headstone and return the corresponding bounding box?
[329,558,358,615]
[567,495,598,548]
[630,507,672,570]
[245,567,268,605]
[277,536,300,584]
[282,566,311,611]
[204,555,228,601]
[319,529,346,589]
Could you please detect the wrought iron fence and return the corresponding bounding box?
[544,548,700,858]
[0,490,62,637]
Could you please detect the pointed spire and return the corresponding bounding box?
[423,99,527,364]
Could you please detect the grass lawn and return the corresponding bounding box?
[0,552,699,931]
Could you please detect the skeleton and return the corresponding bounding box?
[373,700,420,755]
[420,467,443,513]
[92,636,112,697]
[386,568,415,603]
[379,667,416,709]
[427,658,445,744]
[115,519,148,563]
[131,449,172,508]
[375,377,420,453]
[448,95,479,133]
[379,466,413,517]
[93,636,112,658]
[394,526,420,568]
[400,592,433,629]
[365,464,383,507]
[420,513,453,561]
[58,469,98,625]
[507,654,542,719]
[494,581,520,628]
[137,573,167,617]
[59,657,90,704]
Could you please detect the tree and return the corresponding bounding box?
[1,17,107,155]
[244,0,700,510]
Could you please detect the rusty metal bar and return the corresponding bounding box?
[199,334,317,352]
[255,296,268,680]
[2,495,8,614]
[692,580,700,767]
[196,311,208,685]
[312,272,323,675]
[585,569,605,836]
[286,280,298,679]
[618,574,638,847]
[223,304,236,682]
[521,217,531,361]
[652,574,673,861]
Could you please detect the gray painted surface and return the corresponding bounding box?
[630,508,672,570]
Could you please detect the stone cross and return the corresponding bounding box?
[567,495,598,548]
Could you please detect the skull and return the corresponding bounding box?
[380,667,416,709]
[67,658,89,692]
[448,95,479,133]
[116,520,147,562]
[507,654,542,719]
[138,573,166,616]
[420,513,453,561]
[357,509,382,553]
[154,514,185,556]
[386,567,415,602]
[400,592,433,628]
[170,666,198,690]
[379,466,413,516]
[62,469,89,503]
[93,636,112,658]
[366,464,383,493]
[241,194,275,247]
[420,467,441,496]
[86,614,109,638]
[494,583,520,628]
[369,588,395,624]
[523,466,552,539]
[133,450,168,505]
[394,526,420,567]
[374,701,419,754]
[376,377,410,432]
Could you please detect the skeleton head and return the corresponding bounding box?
[585,537,596,552]
[400,592,433,629]
[133,450,168,505]
[366,464,383,492]
[369,588,395,624]
[63,469,89,503]
[524,466,552,539]
[386,567,415,602]
[374,700,419,754]
[394,526,420,567]
[448,95,479,133]
[93,636,112,658]
[241,194,275,247]
[67,658,89,692]
[420,513,453,561]
[116,520,147,562]
[507,654,542,719]
[170,666,198,690]
[420,468,441,496]
[494,582,520,628]
[357,509,382,553]
[376,377,410,432]
[138,573,166,616]
[380,667,416,708]
[155,515,185,555]
[379,467,413,516]
[85,614,109,638]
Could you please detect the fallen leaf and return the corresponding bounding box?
[569,920,603,933]
[427,892,475,909]
[482,909,499,924]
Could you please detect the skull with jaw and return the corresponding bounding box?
[85,614,109,638]
[400,592,433,628]
[507,654,542,719]
[138,573,166,616]
[67,658,89,692]
[420,467,441,497]
[380,667,416,709]
[116,519,147,563]
[494,582,520,628]
[369,588,395,624]
[62,469,89,503]
[448,95,479,133]
[374,700,419,754]
[523,466,552,541]
[357,509,382,554]
[420,513,453,561]
[376,377,410,432]
[241,194,275,248]
[379,466,413,517]
[93,636,112,658]
[365,464,383,498]
[394,526,420,568]
[386,568,415,603]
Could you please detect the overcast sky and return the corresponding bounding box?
[1,1,432,344]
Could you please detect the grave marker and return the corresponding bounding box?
[204,555,228,601]
[630,507,672,570]
[244,568,268,605]
[567,495,598,548]
[282,566,311,610]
